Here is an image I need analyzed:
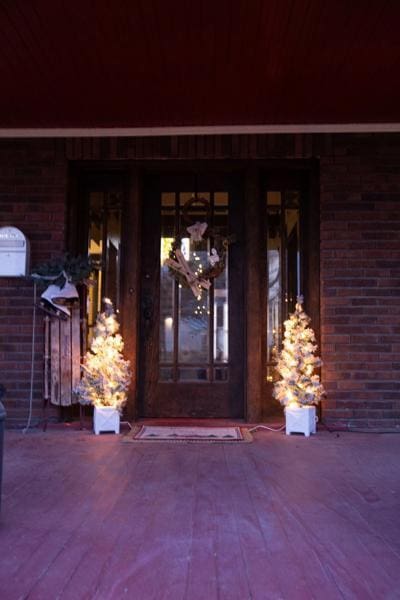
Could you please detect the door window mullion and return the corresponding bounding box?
[173,191,179,383]
[209,191,215,382]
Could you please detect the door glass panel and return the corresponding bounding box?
[266,188,301,382]
[214,367,228,381]
[159,367,174,381]
[87,192,103,333]
[213,192,229,362]
[87,190,122,343]
[105,193,122,307]
[160,193,176,362]
[266,194,281,377]
[179,367,208,381]
[159,190,230,381]
[180,192,210,206]
[285,206,300,313]
[178,283,209,363]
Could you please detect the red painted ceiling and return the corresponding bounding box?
[0,0,399,129]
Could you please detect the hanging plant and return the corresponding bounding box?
[32,253,96,287]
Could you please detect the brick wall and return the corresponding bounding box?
[0,139,67,427]
[320,134,400,430]
[0,134,399,429]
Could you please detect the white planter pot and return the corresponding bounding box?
[285,405,317,437]
[93,406,120,435]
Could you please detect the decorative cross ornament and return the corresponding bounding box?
[164,249,211,297]
[186,221,208,242]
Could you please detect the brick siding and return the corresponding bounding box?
[0,140,67,427]
[320,135,400,430]
[0,134,399,429]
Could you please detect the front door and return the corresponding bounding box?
[139,172,244,418]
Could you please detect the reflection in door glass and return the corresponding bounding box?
[178,242,210,364]
[87,190,122,343]
[179,367,208,381]
[159,193,175,362]
[266,189,300,382]
[266,193,281,376]
[286,207,300,313]
[213,192,229,362]
[159,190,230,381]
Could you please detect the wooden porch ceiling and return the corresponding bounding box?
[0,1,400,132]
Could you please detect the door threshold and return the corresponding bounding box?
[136,417,246,427]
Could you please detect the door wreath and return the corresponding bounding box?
[164,195,233,298]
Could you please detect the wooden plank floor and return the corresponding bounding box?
[1,427,400,599]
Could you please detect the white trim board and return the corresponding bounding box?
[1,123,400,138]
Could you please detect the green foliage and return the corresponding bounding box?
[33,254,96,286]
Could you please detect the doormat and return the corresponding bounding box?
[123,425,253,443]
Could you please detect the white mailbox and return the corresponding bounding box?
[0,226,30,277]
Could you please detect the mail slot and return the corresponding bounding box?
[0,226,30,277]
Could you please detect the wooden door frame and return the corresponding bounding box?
[67,164,140,421]
[257,164,321,420]
[68,159,319,423]
[137,169,245,419]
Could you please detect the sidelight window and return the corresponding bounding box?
[266,188,301,382]
[86,190,122,340]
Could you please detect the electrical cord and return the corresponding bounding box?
[248,424,285,433]
[23,281,37,434]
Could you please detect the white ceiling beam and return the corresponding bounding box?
[1,123,400,138]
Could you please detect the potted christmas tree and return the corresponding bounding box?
[273,296,325,437]
[75,298,131,434]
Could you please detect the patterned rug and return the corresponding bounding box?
[123,425,253,443]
